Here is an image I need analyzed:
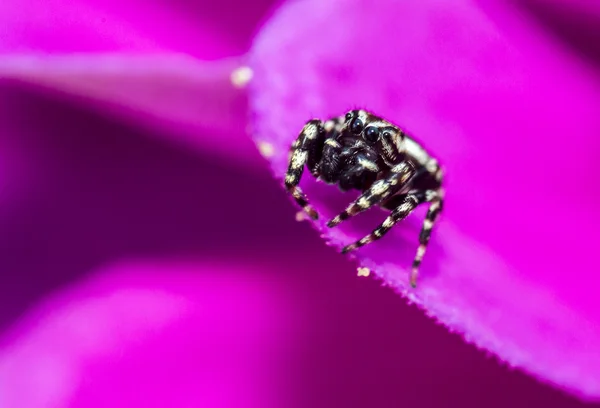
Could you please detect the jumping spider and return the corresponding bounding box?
[284,109,444,288]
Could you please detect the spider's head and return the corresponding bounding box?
[321,110,402,190]
[338,109,404,166]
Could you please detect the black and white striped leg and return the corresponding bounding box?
[341,188,443,287]
[284,120,324,220]
[340,193,420,255]
[410,189,444,288]
[326,161,416,228]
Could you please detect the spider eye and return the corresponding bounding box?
[351,118,364,134]
[364,126,380,143]
[345,112,353,121]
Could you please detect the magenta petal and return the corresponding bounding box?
[0,260,296,408]
[0,0,277,59]
[0,54,260,165]
[247,0,600,399]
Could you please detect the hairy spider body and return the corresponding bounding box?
[284,109,444,288]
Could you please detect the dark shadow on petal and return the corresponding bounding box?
[0,79,328,332]
[289,264,590,408]
[513,0,600,68]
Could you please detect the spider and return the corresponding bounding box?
[284,109,444,288]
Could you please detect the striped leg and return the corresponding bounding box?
[326,161,415,228]
[410,189,444,288]
[340,193,420,255]
[341,188,442,287]
[284,120,324,220]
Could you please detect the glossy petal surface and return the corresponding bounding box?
[247,0,600,399]
[0,261,295,408]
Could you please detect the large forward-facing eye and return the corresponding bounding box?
[350,118,364,134]
[363,126,380,143]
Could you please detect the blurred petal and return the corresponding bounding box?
[0,0,278,59]
[0,82,275,332]
[0,0,278,161]
[482,0,600,69]
[0,260,296,408]
[247,0,600,400]
[0,71,588,408]
[0,54,258,165]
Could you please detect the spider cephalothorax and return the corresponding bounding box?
[284,109,445,287]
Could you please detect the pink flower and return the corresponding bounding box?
[247,0,600,400]
[1,0,599,406]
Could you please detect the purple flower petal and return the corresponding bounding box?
[247,0,600,399]
[0,260,296,407]
[0,0,277,59]
[0,54,259,164]
[0,0,279,164]
[0,71,590,407]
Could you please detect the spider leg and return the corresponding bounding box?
[340,192,421,255]
[410,188,444,288]
[326,161,415,228]
[341,188,443,287]
[284,119,324,220]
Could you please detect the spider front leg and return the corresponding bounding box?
[341,188,443,288]
[340,192,421,255]
[284,119,325,220]
[327,161,416,228]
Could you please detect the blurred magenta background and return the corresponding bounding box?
[0,0,599,407]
